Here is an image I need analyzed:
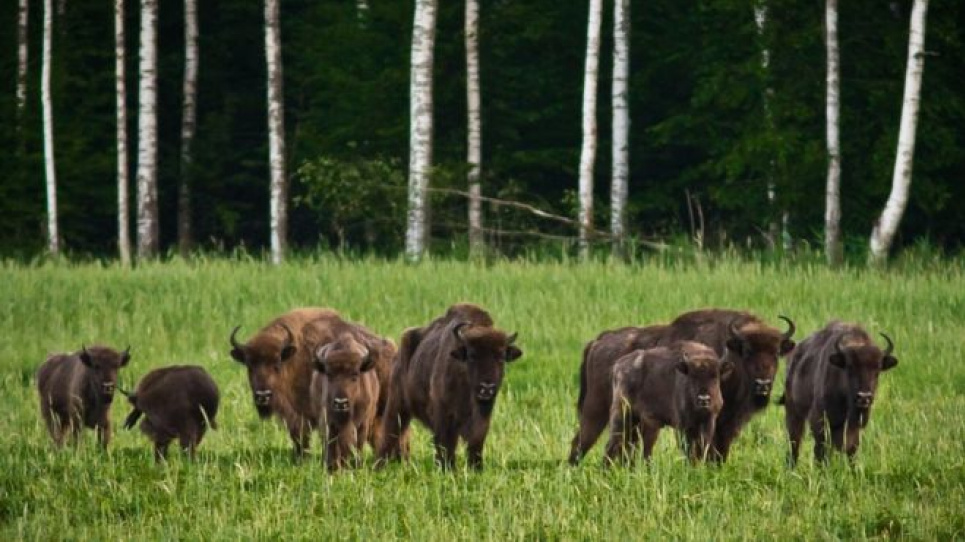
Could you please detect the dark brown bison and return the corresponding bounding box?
[36,345,131,449]
[229,307,395,458]
[780,322,897,465]
[604,342,732,465]
[377,303,523,469]
[121,365,220,461]
[310,333,381,470]
[570,309,795,464]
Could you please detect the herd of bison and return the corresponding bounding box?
[35,304,899,470]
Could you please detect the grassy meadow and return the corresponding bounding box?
[1,256,963,539]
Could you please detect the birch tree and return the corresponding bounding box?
[17,0,29,123]
[116,0,131,265]
[578,0,602,260]
[824,0,843,266]
[466,0,483,256]
[178,0,199,256]
[265,0,287,264]
[869,0,929,264]
[405,0,438,262]
[135,0,159,259]
[42,0,59,255]
[611,0,630,259]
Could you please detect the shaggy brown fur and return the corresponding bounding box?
[122,365,220,461]
[36,345,131,449]
[569,309,795,464]
[604,342,731,465]
[780,322,897,465]
[377,303,523,469]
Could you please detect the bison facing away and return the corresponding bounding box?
[122,365,220,461]
[604,342,732,465]
[377,303,523,470]
[36,345,131,449]
[781,322,898,465]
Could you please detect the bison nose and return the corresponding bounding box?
[754,379,772,396]
[477,382,497,401]
[254,390,273,405]
[101,382,115,394]
[332,397,350,412]
[856,391,874,408]
[695,394,711,408]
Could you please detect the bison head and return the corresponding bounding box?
[312,334,377,424]
[829,333,897,422]
[450,322,522,408]
[79,344,130,403]
[725,315,796,406]
[676,342,731,414]
[229,323,297,419]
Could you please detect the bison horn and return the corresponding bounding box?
[880,333,894,357]
[507,332,518,345]
[453,322,471,342]
[728,319,742,339]
[279,323,296,350]
[230,325,244,351]
[834,335,846,356]
[779,315,796,341]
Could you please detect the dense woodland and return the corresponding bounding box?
[1,0,962,260]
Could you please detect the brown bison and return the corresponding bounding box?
[780,322,897,465]
[310,333,381,470]
[604,342,732,465]
[122,365,220,461]
[229,307,395,458]
[570,309,795,464]
[36,345,131,449]
[377,303,523,469]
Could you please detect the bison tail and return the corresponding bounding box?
[123,408,143,430]
[576,342,592,413]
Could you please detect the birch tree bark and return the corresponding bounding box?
[116,0,131,266]
[265,0,287,264]
[869,0,929,264]
[466,0,483,257]
[611,0,630,259]
[824,0,843,266]
[17,0,29,123]
[135,0,159,259]
[178,0,199,256]
[42,0,59,256]
[405,0,438,262]
[578,0,603,260]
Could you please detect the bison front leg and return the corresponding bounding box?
[810,414,829,464]
[569,396,611,466]
[376,393,412,466]
[287,418,312,461]
[96,419,112,450]
[433,422,458,470]
[686,420,716,463]
[785,409,806,468]
[640,422,661,462]
[465,418,491,470]
[154,438,172,462]
[603,403,637,467]
[709,417,741,463]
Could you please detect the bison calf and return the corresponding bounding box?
[36,345,131,449]
[311,334,380,471]
[604,342,732,465]
[122,365,220,461]
[781,322,898,465]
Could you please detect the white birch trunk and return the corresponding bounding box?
[116,0,131,266]
[405,0,437,262]
[611,0,630,259]
[869,0,929,264]
[42,0,59,255]
[17,0,29,120]
[265,0,287,264]
[824,0,843,266]
[357,0,369,23]
[578,0,602,260]
[466,0,483,256]
[135,0,158,259]
[178,0,198,256]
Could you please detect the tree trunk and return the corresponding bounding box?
[357,0,369,23]
[578,0,602,260]
[17,0,29,123]
[135,0,159,259]
[824,0,843,266]
[466,0,483,257]
[177,0,198,257]
[116,0,131,266]
[611,0,630,259]
[869,0,929,264]
[42,0,59,256]
[405,0,437,262]
[265,0,287,264]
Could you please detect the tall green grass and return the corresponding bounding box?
[1,257,963,539]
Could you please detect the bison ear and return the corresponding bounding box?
[725,337,745,358]
[79,346,93,367]
[882,355,898,371]
[720,360,735,379]
[280,344,297,362]
[675,360,690,375]
[505,345,523,363]
[828,352,847,369]
[451,346,469,362]
[360,352,377,373]
[779,339,796,356]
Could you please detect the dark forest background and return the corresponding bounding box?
[0,0,962,258]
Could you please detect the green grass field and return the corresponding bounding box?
[2,257,963,539]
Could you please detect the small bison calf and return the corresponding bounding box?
[37,345,131,449]
[122,365,220,461]
[604,342,732,465]
[310,333,380,470]
[781,322,897,465]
